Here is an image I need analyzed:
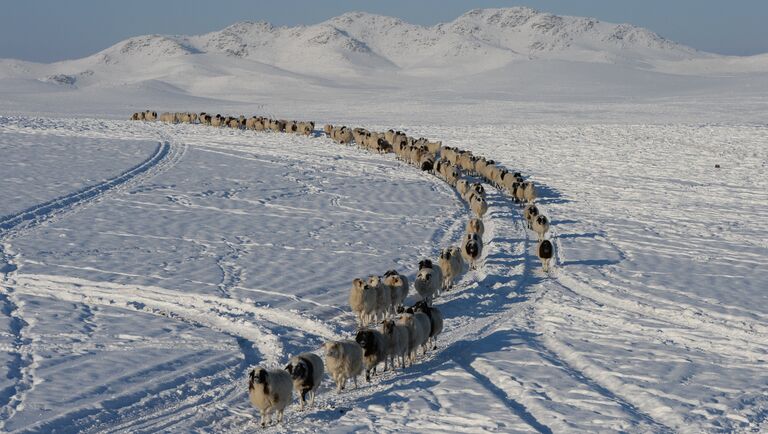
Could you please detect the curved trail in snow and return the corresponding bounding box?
[0,140,185,242]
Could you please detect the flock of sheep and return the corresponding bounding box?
[130,110,556,427]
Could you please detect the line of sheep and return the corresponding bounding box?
[130,109,315,135]
[326,124,555,271]
[129,111,557,427]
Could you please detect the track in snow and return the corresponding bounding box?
[0,140,184,241]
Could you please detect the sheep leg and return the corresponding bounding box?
[277,409,284,423]
[310,390,316,407]
[260,410,267,428]
[354,375,358,389]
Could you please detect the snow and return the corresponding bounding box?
[1,6,768,434]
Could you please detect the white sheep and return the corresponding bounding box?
[349,278,377,326]
[381,318,410,369]
[438,247,464,290]
[324,340,364,393]
[522,181,537,204]
[397,312,429,363]
[456,179,471,198]
[368,275,391,321]
[355,328,388,381]
[414,259,443,303]
[284,353,324,410]
[383,270,409,312]
[248,367,293,427]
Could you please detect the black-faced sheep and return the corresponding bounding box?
[355,329,388,381]
[248,367,293,427]
[532,214,550,241]
[324,340,364,392]
[524,204,539,230]
[470,195,488,218]
[462,233,483,270]
[284,353,324,410]
[537,239,554,272]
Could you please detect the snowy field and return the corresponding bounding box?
[0,114,766,433]
[2,7,768,433]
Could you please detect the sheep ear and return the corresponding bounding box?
[285,364,293,373]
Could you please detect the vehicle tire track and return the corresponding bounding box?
[0,140,186,242]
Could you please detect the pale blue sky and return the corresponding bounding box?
[3,0,767,63]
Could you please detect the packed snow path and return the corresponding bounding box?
[0,117,766,433]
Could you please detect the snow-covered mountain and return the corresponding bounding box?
[1,7,767,121]
[89,7,707,75]
[4,7,763,83]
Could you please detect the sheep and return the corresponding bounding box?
[438,247,464,290]
[420,153,435,172]
[425,140,442,155]
[456,179,471,198]
[144,111,157,121]
[467,218,485,238]
[532,214,550,241]
[284,353,324,410]
[324,124,333,136]
[462,233,483,270]
[413,301,444,350]
[131,112,141,121]
[414,259,443,303]
[368,275,391,321]
[522,181,537,204]
[355,329,388,381]
[248,367,293,427]
[159,112,176,123]
[298,121,314,136]
[383,270,409,312]
[324,340,364,392]
[470,195,488,218]
[349,278,378,327]
[523,204,539,230]
[332,126,353,144]
[537,239,554,272]
[397,312,429,363]
[245,117,261,130]
[381,319,409,369]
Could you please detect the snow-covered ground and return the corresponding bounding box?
[1,114,765,433]
[2,7,768,434]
